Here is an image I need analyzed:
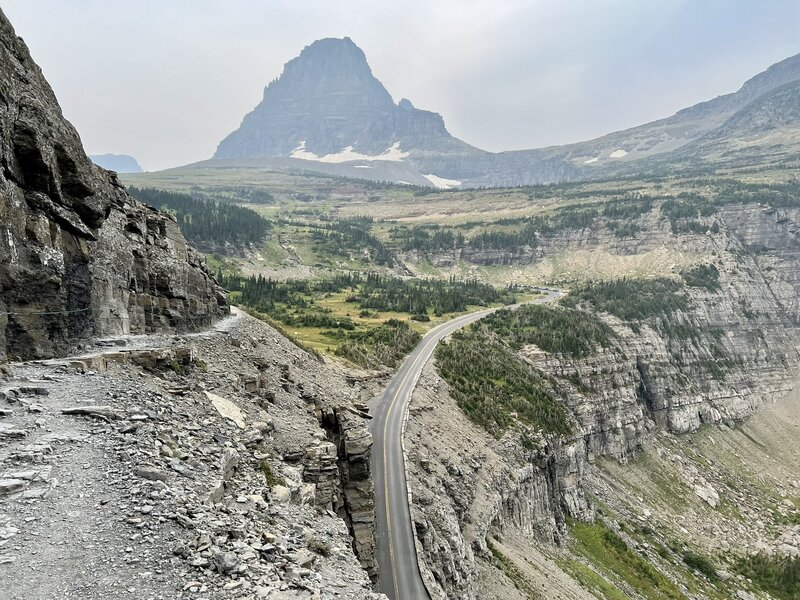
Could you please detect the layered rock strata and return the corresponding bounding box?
[405,204,800,597]
[0,9,227,361]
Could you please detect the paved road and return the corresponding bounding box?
[370,290,562,599]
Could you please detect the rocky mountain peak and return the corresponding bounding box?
[268,36,392,107]
[213,37,478,161]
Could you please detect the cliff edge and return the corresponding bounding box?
[0,9,228,361]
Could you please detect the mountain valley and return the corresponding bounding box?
[3,5,800,600]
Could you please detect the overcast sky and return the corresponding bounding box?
[3,1,799,171]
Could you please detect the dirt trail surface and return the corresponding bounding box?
[0,308,384,600]
[369,291,562,600]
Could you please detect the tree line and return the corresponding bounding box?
[128,187,270,247]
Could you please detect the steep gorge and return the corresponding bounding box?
[404,200,800,598]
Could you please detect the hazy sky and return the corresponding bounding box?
[4,1,799,171]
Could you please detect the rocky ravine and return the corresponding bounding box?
[0,9,227,362]
[403,205,800,598]
[0,309,385,599]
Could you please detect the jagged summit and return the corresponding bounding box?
[213,37,478,162]
[209,39,800,187]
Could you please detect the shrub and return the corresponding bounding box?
[682,550,719,581]
[736,553,800,599]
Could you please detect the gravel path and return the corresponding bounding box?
[0,309,383,600]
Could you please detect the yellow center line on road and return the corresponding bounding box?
[378,295,558,598]
[382,333,442,599]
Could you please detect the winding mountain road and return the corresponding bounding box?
[370,289,562,599]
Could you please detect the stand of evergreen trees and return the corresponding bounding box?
[389,195,660,255]
[682,264,721,292]
[129,187,270,247]
[435,328,571,437]
[562,278,689,323]
[350,273,516,316]
[311,218,393,266]
[389,226,465,252]
[735,553,800,599]
[335,319,421,369]
[480,304,617,358]
[217,271,516,320]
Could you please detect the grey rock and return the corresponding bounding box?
[133,466,169,482]
[220,447,239,482]
[0,8,228,362]
[212,550,239,574]
[0,479,26,496]
[214,38,477,163]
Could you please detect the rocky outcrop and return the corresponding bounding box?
[0,9,228,361]
[313,407,378,580]
[0,306,385,598]
[405,201,800,597]
[406,370,593,599]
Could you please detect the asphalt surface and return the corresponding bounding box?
[370,290,562,599]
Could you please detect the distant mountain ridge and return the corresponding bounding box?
[207,38,800,187]
[90,153,143,173]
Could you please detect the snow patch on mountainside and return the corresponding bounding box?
[423,174,462,189]
[609,149,628,158]
[290,141,409,163]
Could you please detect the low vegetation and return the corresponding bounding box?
[334,319,421,369]
[682,550,719,581]
[435,327,571,437]
[735,553,800,599]
[218,272,517,324]
[569,520,684,600]
[219,271,519,365]
[487,540,542,599]
[682,264,721,292]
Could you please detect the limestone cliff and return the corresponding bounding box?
[0,9,228,361]
[404,201,800,598]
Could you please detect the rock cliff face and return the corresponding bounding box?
[0,10,227,361]
[405,201,800,598]
[302,405,378,579]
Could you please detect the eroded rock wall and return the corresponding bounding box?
[406,203,800,597]
[0,9,227,361]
